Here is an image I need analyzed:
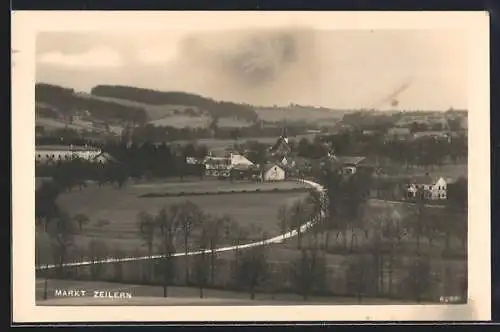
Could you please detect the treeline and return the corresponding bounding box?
[90,85,259,122]
[36,83,148,124]
[35,142,209,184]
[128,122,303,143]
[340,110,466,132]
[294,131,467,166]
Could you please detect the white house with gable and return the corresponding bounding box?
[406,174,448,200]
[262,164,286,182]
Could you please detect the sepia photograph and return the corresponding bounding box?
[12,11,490,322]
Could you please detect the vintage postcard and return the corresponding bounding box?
[12,11,490,322]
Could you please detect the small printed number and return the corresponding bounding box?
[440,296,462,303]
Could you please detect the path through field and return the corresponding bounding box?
[36,179,324,271]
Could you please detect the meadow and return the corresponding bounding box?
[36,177,467,303]
[36,180,309,266]
[255,107,344,124]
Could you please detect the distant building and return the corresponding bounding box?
[406,174,448,200]
[385,127,412,142]
[35,145,102,164]
[269,127,292,158]
[330,155,372,176]
[230,164,262,181]
[203,153,254,178]
[262,164,286,182]
[412,131,451,142]
[92,152,117,164]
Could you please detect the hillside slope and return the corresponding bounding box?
[90,85,259,122]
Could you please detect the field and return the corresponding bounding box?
[255,107,344,124]
[76,92,206,121]
[36,180,309,265]
[149,115,211,128]
[36,177,467,304]
[36,115,123,135]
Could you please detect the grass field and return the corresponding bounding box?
[255,107,344,124]
[36,180,309,265]
[149,115,211,128]
[76,92,206,121]
[134,179,309,195]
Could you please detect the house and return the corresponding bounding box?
[230,164,262,181]
[412,131,451,142]
[203,157,232,178]
[203,152,254,179]
[262,164,286,182]
[91,152,117,164]
[405,174,448,200]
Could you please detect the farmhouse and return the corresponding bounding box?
[35,145,102,164]
[262,164,286,182]
[406,174,448,200]
[203,152,255,178]
[230,164,262,181]
[412,131,451,142]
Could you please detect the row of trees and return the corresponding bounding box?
[293,131,467,167]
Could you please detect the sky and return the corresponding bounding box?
[35,28,468,110]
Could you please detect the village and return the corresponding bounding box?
[35,112,467,204]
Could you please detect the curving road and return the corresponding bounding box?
[36,179,325,271]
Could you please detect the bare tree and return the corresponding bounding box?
[174,201,203,285]
[193,225,210,299]
[379,211,406,296]
[305,189,326,248]
[88,238,109,279]
[233,246,269,300]
[405,188,426,256]
[204,214,230,286]
[277,204,290,241]
[136,211,157,281]
[47,211,76,277]
[111,247,126,282]
[344,255,375,303]
[402,255,433,303]
[290,248,327,301]
[289,199,310,249]
[156,206,180,297]
[74,213,89,232]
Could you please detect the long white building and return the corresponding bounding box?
[35,145,107,164]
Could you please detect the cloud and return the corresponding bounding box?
[135,47,177,65]
[37,47,124,68]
